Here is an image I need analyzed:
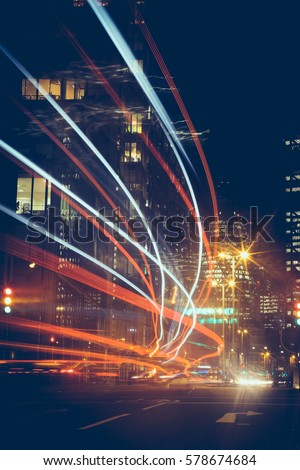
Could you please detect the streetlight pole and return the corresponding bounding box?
[237,329,248,370]
[221,283,225,375]
[231,257,236,365]
[219,250,250,370]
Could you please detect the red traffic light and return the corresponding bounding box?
[4,287,12,296]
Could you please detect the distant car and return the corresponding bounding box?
[272,372,292,388]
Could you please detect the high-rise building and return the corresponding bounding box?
[0,0,193,365]
[283,138,300,328]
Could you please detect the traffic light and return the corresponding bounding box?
[294,302,300,326]
[3,287,13,314]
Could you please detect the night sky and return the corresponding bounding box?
[144,0,300,214]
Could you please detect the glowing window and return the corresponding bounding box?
[50,79,61,99]
[16,176,51,214]
[16,177,32,213]
[38,79,50,99]
[123,143,142,162]
[65,80,85,100]
[126,114,143,133]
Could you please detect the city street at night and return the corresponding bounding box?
[1,0,300,459]
[1,379,300,450]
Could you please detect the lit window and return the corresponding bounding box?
[50,79,61,99]
[16,176,51,214]
[16,177,32,213]
[38,79,61,100]
[126,114,143,133]
[32,178,47,212]
[65,80,85,100]
[122,142,142,162]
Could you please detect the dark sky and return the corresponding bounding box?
[143,0,300,214]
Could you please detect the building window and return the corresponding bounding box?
[65,80,85,100]
[22,78,61,100]
[38,79,61,100]
[22,79,37,100]
[122,142,142,162]
[126,114,143,134]
[16,176,51,214]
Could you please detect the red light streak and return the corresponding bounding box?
[0,234,223,354]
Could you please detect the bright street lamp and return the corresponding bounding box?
[216,250,252,368]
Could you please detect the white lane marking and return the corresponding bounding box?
[216,412,237,423]
[78,413,130,430]
[142,403,166,411]
[170,401,300,406]
[216,411,263,424]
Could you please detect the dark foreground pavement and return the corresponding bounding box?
[1,376,299,450]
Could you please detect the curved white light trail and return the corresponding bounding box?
[0,41,167,344]
[0,139,197,342]
[86,0,203,358]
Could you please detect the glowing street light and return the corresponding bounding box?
[240,251,249,260]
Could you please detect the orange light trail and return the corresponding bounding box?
[0,234,223,353]
[0,340,171,374]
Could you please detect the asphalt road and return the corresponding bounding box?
[1,378,300,450]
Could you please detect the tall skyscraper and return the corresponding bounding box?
[283,138,300,328]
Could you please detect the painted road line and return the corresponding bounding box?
[78,413,130,430]
[142,402,167,411]
[216,411,263,424]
